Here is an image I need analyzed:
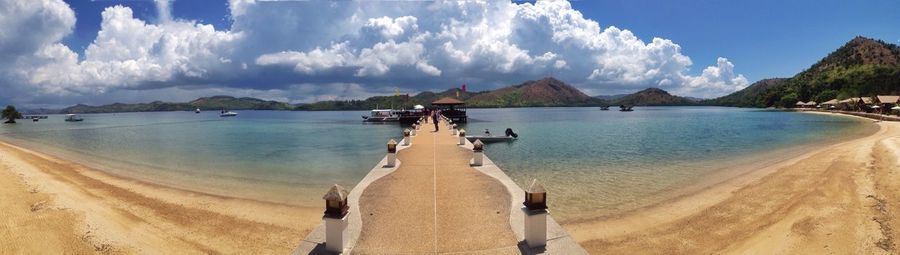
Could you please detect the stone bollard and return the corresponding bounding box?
[472,139,484,166]
[458,129,467,145]
[522,179,548,248]
[386,139,397,167]
[403,129,411,146]
[323,184,350,253]
[410,126,417,136]
[451,124,458,136]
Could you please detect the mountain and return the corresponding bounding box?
[464,77,600,107]
[300,77,600,110]
[611,88,695,106]
[60,96,294,113]
[711,36,900,107]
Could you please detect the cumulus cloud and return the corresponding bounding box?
[0,0,750,107]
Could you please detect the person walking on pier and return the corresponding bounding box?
[432,110,440,132]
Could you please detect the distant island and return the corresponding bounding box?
[43,36,899,114]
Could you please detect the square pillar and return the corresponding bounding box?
[325,213,349,253]
[522,208,548,248]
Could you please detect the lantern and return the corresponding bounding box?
[458,128,466,145]
[387,139,397,153]
[323,184,349,218]
[471,139,484,166]
[523,179,547,210]
[472,139,484,152]
[403,129,411,146]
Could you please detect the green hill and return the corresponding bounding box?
[60,96,294,113]
[711,36,900,107]
[611,88,695,106]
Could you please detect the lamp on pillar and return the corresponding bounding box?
[472,139,484,166]
[403,129,411,146]
[386,139,398,167]
[522,179,548,248]
[458,128,467,145]
[323,184,350,253]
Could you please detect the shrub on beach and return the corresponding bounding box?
[2,105,23,124]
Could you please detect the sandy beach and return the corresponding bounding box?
[2,113,898,254]
[0,141,321,254]
[567,115,900,254]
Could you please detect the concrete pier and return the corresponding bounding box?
[292,119,586,254]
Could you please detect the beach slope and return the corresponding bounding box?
[0,142,321,254]
[568,120,900,254]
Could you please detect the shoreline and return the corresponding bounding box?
[2,110,895,253]
[566,112,900,254]
[0,141,322,254]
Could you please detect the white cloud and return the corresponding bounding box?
[1,0,750,106]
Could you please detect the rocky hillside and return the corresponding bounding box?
[300,77,600,110]
[611,88,695,106]
[465,77,599,107]
[711,36,900,107]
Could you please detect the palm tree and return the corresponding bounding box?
[2,105,23,124]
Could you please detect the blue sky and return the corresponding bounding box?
[3,0,899,107]
[572,0,900,80]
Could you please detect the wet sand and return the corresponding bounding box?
[0,141,321,254]
[567,115,900,254]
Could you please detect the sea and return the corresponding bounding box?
[0,107,874,222]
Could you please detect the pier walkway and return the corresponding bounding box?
[293,119,587,254]
[352,120,518,254]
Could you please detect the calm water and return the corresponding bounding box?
[0,107,872,221]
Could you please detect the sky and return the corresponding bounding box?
[1,0,898,108]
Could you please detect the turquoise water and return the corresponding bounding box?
[457,107,873,220]
[0,107,872,220]
[0,111,403,205]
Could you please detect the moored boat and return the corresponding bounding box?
[219,109,238,117]
[362,109,400,122]
[466,128,518,143]
[64,114,84,122]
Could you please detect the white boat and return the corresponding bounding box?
[466,128,518,143]
[362,109,399,122]
[64,114,84,122]
[195,108,201,113]
[219,110,238,117]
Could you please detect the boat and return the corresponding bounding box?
[362,109,400,122]
[219,109,238,117]
[195,108,201,113]
[600,106,610,111]
[466,128,518,143]
[64,114,84,122]
[619,105,634,112]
